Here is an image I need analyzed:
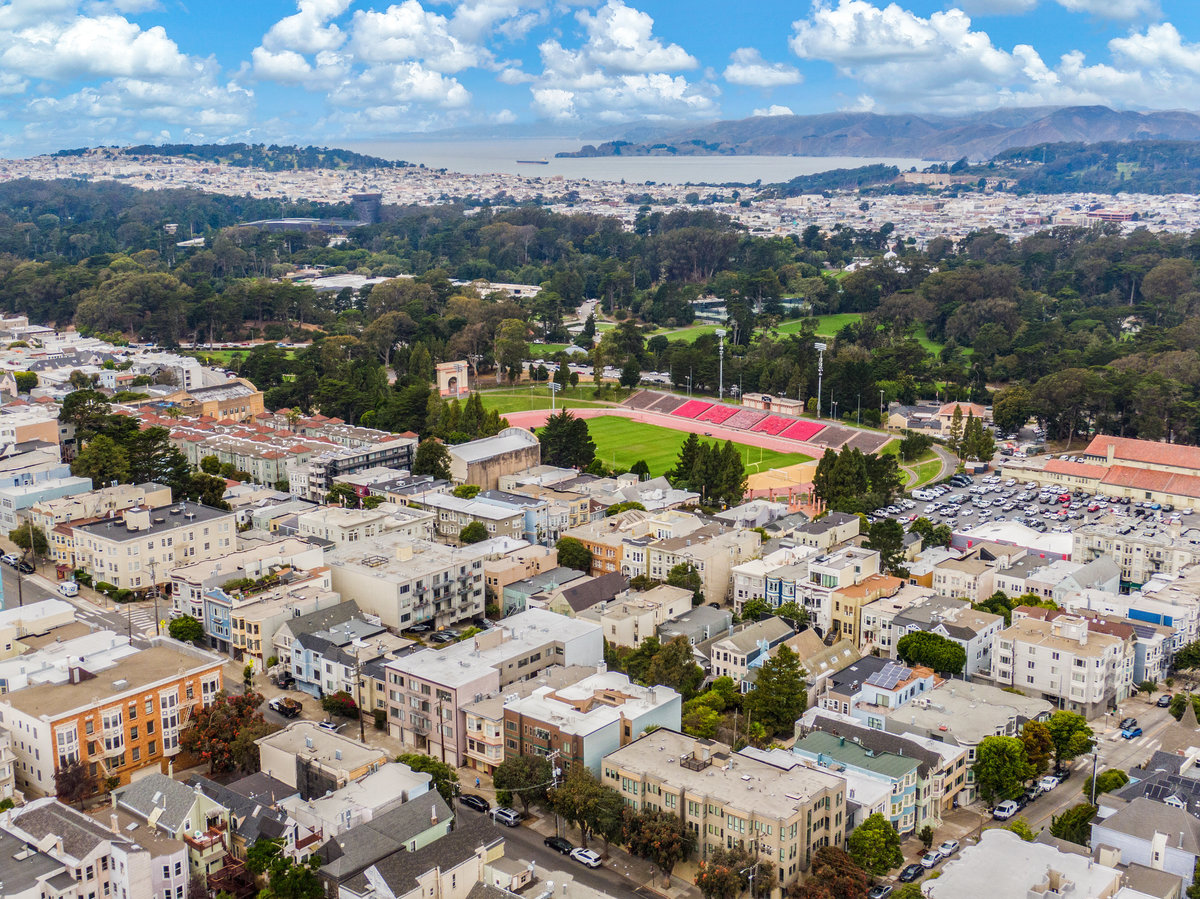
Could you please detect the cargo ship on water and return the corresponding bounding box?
[516,158,549,164]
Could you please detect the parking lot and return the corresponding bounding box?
[868,467,1191,537]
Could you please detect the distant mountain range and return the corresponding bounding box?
[556,106,1200,162]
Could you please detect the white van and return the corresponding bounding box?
[57,581,79,597]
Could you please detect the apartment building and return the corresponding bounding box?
[28,482,172,540]
[932,542,1025,602]
[1073,520,1200,589]
[201,567,340,667]
[994,555,1121,604]
[864,592,1004,678]
[169,535,325,620]
[461,665,596,775]
[731,543,820,614]
[1066,565,1200,653]
[503,671,681,775]
[818,657,940,728]
[383,609,603,764]
[296,503,435,544]
[561,509,703,578]
[578,584,694,647]
[874,680,1052,805]
[483,544,559,598]
[1016,606,1153,687]
[327,536,490,630]
[0,638,224,796]
[991,611,1132,717]
[3,797,169,899]
[830,573,904,645]
[412,492,525,542]
[0,598,76,661]
[286,434,418,501]
[257,722,388,800]
[803,546,881,634]
[0,475,93,530]
[709,617,796,687]
[797,710,969,831]
[288,615,411,706]
[74,502,235,591]
[601,728,846,888]
[647,525,761,605]
[792,512,861,552]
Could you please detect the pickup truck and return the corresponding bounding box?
[268,697,303,718]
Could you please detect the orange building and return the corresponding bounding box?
[0,640,224,797]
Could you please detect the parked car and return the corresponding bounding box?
[267,697,302,718]
[570,848,602,868]
[1119,717,1138,730]
[0,553,18,567]
[544,836,573,854]
[316,719,341,732]
[458,794,490,813]
[1038,775,1060,792]
[1020,786,1041,805]
[1158,693,1174,707]
[275,673,295,689]
[992,800,1020,820]
[490,807,522,827]
[920,850,943,869]
[1054,766,1072,782]
[15,560,33,574]
[899,864,925,883]
[1122,726,1143,739]
[867,887,894,899]
[937,840,960,857]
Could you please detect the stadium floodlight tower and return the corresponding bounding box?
[815,341,827,418]
[716,328,727,401]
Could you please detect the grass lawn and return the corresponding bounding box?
[580,415,812,477]
[912,457,943,486]
[772,313,863,338]
[528,343,571,358]
[186,348,298,366]
[478,385,617,415]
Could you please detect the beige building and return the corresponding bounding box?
[296,503,435,544]
[0,598,76,660]
[932,542,1025,602]
[257,722,388,798]
[991,611,1133,717]
[602,729,846,888]
[484,544,559,597]
[646,525,761,605]
[29,482,172,543]
[446,428,541,490]
[169,535,325,619]
[413,492,525,542]
[578,584,694,647]
[74,501,236,591]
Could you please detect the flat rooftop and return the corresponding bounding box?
[3,642,223,718]
[880,680,1053,745]
[257,722,388,771]
[75,500,230,542]
[603,728,843,821]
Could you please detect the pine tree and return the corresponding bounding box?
[745,645,807,737]
[671,433,701,488]
[948,404,965,456]
[718,440,746,508]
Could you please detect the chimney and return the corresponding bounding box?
[431,803,439,826]
[110,813,120,836]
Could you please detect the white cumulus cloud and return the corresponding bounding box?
[724,48,802,87]
[753,104,795,116]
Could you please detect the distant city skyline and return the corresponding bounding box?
[0,0,1197,157]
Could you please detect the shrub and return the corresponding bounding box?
[373,709,387,731]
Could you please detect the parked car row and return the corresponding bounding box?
[1,553,34,573]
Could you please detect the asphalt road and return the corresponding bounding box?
[456,803,663,897]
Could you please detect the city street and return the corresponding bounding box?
[455,803,693,899]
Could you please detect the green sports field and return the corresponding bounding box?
[579,416,812,477]
[479,385,618,415]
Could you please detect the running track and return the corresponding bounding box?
[503,407,830,460]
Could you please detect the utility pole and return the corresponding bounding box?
[716,329,727,401]
[1090,747,1100,805]
[354,651,366,744]
[547,749,563,837]
[740,864,757,899]
[814,342,826,418]
[149,559,160,636]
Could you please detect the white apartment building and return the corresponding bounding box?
[731,543,819,614]
[412,492,525,542]
[802,546,880,634]
[991,612,1133,717]
[74,502,236,591]
[863,590,1003,678]
[169,536,325,619]
[577,584,694,647]
[1073,520,1200,588]
[326,535,491,630]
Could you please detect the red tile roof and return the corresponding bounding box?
[1043,459,1107,479]
[1100,465,1200,499]
[1085,435,1200,473]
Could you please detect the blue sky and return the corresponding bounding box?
[1,0,1198,156]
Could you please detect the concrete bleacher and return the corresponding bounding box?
[809,424,855,448]
[843,431,893,453]
[780,420,826,443]
[624,390,665,411]
[648,393,687,413]
[750,415,793,436]
[698,404,738,425]
[723,409,768,430]
[671,400,714,419]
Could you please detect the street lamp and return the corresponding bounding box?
[739,864,757,898]
[716,329,727,401]
[814,342,826,418]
